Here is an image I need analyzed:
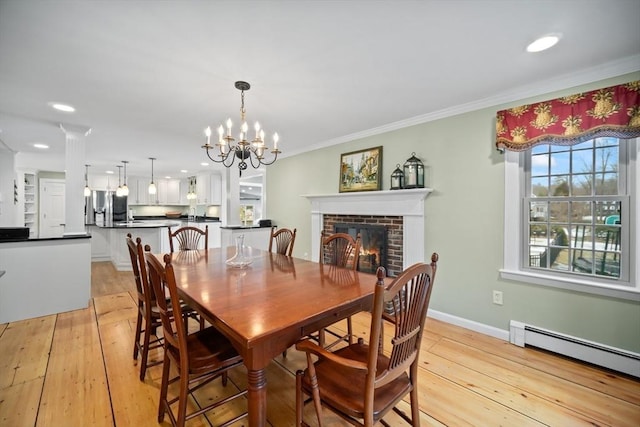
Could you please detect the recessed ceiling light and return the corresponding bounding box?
[48,102,76,113]
[106,170,114,174]
[165,176,171,179]
[526,34,561,53]
[201,162,209,166]
[180,169,188,173]
[33,143,49,149]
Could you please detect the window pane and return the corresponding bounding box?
[595,172,618,195]
[572,149,593,174]
[594,250,620,278]
[529,223,548,245]
[531,177,549,196]
[549,201,568,223]
[571,173,592,196]
[550,226,569,248]
[530,201,548,221]
[573,140,593,150]
[531,154,549,176]
[571,201,591,223]
[594,146,618,172]
[573,250,594,274]
[550,151,570,175]
[550,176,570,196]
[570,225,592,249]
[531,144,549,155]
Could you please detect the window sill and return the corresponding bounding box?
[499,269,640,301]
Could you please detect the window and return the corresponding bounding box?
[501,138,638,300]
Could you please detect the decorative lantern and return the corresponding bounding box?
[390,164,404,190]
[403,152,424,188]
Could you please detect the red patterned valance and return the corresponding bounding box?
[496,81,640,152]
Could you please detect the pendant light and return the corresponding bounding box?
[148,157,157,195]
[115,165,124,197]
[121,160,129,196]
[83,164,91,197]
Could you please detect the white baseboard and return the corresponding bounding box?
[427,309,510,341]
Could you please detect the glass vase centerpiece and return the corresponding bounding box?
[226,234,253,268]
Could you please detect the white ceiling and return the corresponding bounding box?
[1,0,639,178]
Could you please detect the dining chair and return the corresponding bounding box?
[318,230,362,348]
[145,251,248,427]
[268,226,297,256]
[126,233,165,381]
[295,253,439,427]
[168,225,208,252]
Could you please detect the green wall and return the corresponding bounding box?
[266,73,640,353]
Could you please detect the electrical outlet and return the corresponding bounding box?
[492,290,503,305]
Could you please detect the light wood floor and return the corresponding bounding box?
[1,261,639,426]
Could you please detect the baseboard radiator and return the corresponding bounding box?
[510,321,640,378]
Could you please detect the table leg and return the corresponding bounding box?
[248,368,267,426]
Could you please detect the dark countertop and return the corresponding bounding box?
[0,234,91,243]
[134,215,221,223]
[221,225,268,230]
[94,219,182,229]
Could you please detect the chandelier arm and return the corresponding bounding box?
[255,150,280,166]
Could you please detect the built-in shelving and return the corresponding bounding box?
[23,172,38,237]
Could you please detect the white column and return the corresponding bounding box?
[225,167,241,225]
[60,124,92,236]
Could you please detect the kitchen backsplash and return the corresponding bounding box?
[130,205,220,217]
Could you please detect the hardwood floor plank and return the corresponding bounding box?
[431,337,639,426]
[36,305,113,426]
[91,261,135,298]
[421,351,604,426]
[0,377,44,427]
[0,315,55,389]
[93,292,137,326]
[427,317,640,405]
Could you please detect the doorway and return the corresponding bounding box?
[39,178,65,237]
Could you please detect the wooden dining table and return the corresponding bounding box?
[161,246,387,427]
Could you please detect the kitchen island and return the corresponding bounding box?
[0,234,91,323]
[90,218,221,270]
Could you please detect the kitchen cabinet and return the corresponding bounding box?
[196,173,221,205]
[187,221,222,248]
[88,174,114,191]
[129,177,149,205]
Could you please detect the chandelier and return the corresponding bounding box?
[202,81,280,175]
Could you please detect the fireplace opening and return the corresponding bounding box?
[334,223,387,275]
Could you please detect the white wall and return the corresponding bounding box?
[0,150,17,226]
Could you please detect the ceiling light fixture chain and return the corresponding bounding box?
[121,160,129,196]
[201,80,280,176]
[148,157,157,195]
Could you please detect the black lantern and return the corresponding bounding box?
[403,152,424,188]
[390,164,404,190]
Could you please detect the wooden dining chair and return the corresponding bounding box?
[168,225,208,252]
[318,230,362,348]
[268,226,297,256]
[295,254,439,427]
[126,233,165,381]
[145,251,248,427]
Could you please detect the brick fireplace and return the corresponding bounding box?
[324,214,402,276]
[304,189,431,276]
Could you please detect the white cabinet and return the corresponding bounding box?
[87,225,110,261]
[88,174,113,191]
[129,177,149,205]
[159,179,181,205]
[196,173,222,205]
[187,221,221,248]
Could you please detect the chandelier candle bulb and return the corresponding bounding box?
[273,133,279,150]
[205,126,212,145]
[217,125,224,143]
[254,122,260,139]
[226,118,232,136]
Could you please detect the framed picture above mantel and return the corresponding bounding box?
[339,146,382,193]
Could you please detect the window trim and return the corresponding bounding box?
[500,139,639,302]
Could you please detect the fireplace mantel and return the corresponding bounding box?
[303,189,432,269]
